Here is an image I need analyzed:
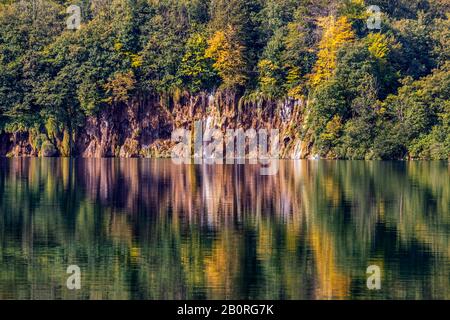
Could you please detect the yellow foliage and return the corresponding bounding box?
[286,66,305,99]
[367,33,390,60]
[114,41,142,68]
[352,0,365,6]
[130,54,143,68]
[310,16,355,87]
[205,26,247,88]
[320,115,343,143]
[130,246,140,258]
[114,41,123,51]
[287,85,305,100]
[258,59,278,87]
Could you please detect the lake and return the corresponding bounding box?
[0,158,448,299]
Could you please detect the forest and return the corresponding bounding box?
[0,0,449,160]
[1,159,449,299]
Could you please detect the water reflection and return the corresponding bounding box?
[0,159,448,299]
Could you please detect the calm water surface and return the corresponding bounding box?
[0,158,448,299]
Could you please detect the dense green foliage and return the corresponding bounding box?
[0,0,449,159]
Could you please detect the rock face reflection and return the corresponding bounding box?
[0,159,448,299]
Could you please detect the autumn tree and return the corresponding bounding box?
[179,32,217,93]
[205,26,247,89]
[310,16,355,87]
[0,0,448,160]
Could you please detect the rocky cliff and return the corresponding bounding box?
[1,92,313,159]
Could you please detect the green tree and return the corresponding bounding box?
[205,26,247,89]
[179,32,217,93]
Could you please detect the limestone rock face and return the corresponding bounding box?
[3,132,35,157]
[2,93,311,159]
[119,138,140,158]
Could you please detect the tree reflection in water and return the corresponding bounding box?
[0,158,448,299]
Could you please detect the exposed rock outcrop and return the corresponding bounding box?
[0,93,313,159]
